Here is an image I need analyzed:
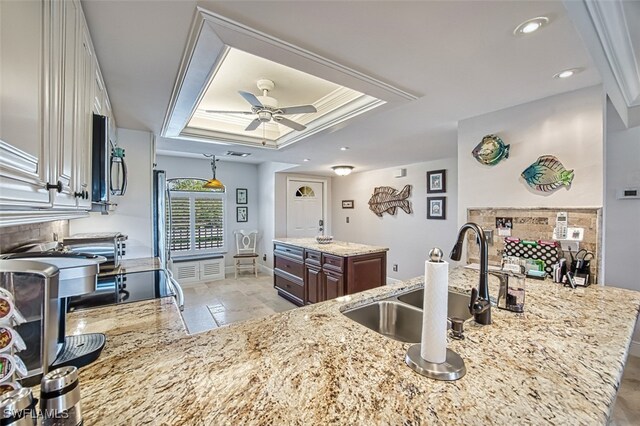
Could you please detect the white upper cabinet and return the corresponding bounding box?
[0,0,52,208]
[0,0,113,222]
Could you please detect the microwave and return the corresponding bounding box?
[92,113,127,212]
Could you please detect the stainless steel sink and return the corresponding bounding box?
[343,301,423,343]
[342,289,472,343]
[397,289,472,321]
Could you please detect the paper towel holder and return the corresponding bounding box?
[405,345,466,380]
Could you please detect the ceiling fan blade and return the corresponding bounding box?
[278,105,317,115]
[275,116,306,131]
[204,110,254,115]
[245,118,262,131]
[238,91,263,109]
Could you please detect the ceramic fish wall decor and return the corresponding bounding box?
[368,185,412,217]
[521,155,574,192]
[472,134,510,166]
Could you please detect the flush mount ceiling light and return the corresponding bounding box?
[513,17,550,36]
[203,154,225,192]
[553,68,583,79]
[225,150,251,157]
[303,158,310,162]
[332,165,354,176]
[340,147,349,151]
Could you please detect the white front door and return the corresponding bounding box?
[286,180,324,237]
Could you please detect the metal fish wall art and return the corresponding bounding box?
[521,155,574,192]
[472,134,510,166]
[368,185,413,217]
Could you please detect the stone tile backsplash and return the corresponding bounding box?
[467,208,601,283]
[0,220,69,254]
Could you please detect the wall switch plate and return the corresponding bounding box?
[560,240,579,253]
[393,264,398,272]
[346,216,349,223]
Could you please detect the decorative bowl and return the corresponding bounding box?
[316,235,333,244]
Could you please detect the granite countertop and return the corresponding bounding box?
[98,257,161,277]
[62,267,639,424]
[274,237,388,257]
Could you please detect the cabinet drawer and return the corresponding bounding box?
[305,249,321,266]
[322,253,344,272]
[275,255,304,279]
[274,243,303,260]
[274,274,304,303]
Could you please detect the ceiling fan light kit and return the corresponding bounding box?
[205,79,317,132]
[332,165,354,176]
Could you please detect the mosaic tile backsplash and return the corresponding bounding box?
[0,220,69,254]
[467,208,601,283]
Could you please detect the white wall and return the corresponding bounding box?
[331,158,458,281]
[156,155,259,267]
[458,85,605,227]
[257,161,297,270]
[70,128,154,259]
[603,99,640,354]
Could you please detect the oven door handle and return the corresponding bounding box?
[166,269,184,311]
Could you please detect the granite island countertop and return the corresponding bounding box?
[274,237,388,257]
[61,267,639,425]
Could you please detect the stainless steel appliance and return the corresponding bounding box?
[63,233,127,273]
[153,170,170,268]
[40,366,83,426]
[67,269,176,311]
[0,255,106,386]
[92,113,126,212]
[0,260,59,382]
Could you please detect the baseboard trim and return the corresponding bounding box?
[631,340,640,358]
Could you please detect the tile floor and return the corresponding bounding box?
[181,275,638,423]
[612,354,640,425]
[180,272,296,334]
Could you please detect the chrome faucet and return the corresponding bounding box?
[449,222,492,325]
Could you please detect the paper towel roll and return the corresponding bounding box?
[421,259,449,363]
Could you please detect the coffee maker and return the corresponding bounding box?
[0,256,106,386]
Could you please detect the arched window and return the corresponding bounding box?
[166,178,225,254]
[295,186,316,198]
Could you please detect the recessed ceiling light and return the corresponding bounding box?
[332,165,354,176]
[514,17,550,36]
[553,68,583,79]
[340,147,349,151]
[303,158,310,162]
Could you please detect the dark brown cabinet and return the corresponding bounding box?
[274,242,386,307]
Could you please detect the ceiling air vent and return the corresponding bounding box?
[225,151,251,157]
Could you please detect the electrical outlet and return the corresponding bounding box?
[346,216,350,223]
[263,254,267,261]
[393,264,398,272]
[560,241,579,253]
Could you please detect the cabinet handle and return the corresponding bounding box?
[74,191,83,198]
[83,190,89,199]
[46,181,63,193]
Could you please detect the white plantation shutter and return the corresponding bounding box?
[166,186,225,255]
[168,196,191,251]
[194,197,224,250]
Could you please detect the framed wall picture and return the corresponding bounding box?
[342,200,354,209]
[427,196,446,220]
[427,169,446,194]
[236,206,248,222]
[236,188,248,204]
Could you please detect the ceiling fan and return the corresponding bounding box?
[204,79,317,132]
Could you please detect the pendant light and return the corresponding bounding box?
[203,154,225,192]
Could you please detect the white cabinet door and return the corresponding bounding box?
[74,14,94,210]
[50,0,80,208]
[0,0,52,208]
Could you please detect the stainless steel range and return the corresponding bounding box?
[67,269,175,311]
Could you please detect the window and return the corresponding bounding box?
[167,178,225,255]
[295,185,315,197]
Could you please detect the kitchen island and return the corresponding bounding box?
[273,238,388,306]
[62,268,639,424]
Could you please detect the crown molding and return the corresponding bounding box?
[585,0,640,107]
